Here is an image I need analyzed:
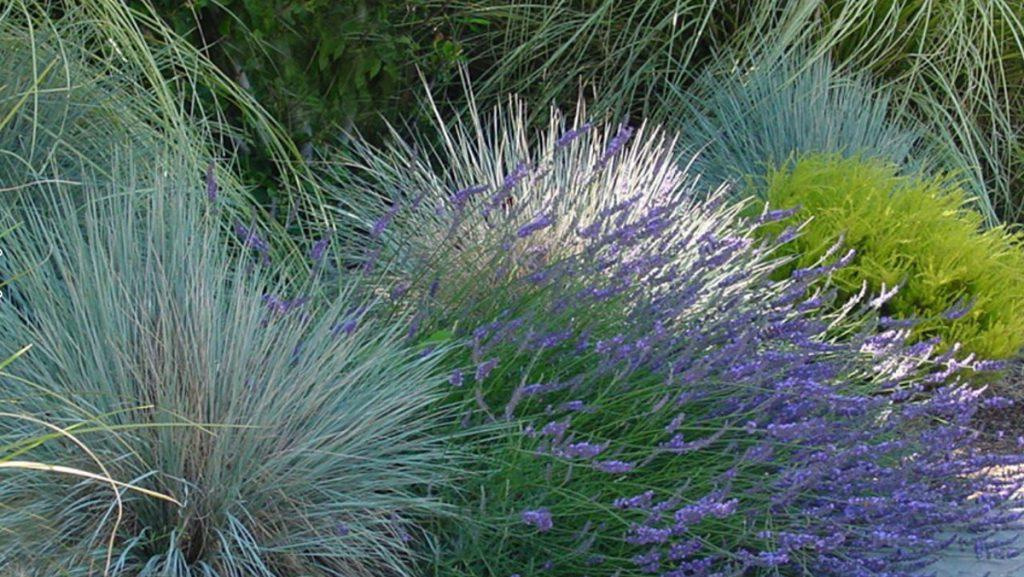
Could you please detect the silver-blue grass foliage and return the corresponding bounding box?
[0,2,199,190]
[0,158,456,577]
[321,96,765,310]
[321,99,1024,576]
[673,54,996,221]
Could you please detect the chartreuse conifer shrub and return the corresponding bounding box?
[323,100,1024,577]
[756,153,1024,361]
[0,158,457,577]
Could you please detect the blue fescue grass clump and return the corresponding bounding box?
[673,54,997,223]
[323,100,1024,576]
[0,158,458,577]
[677,55,918,186]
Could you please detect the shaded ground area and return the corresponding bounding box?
[976,360,1024,453]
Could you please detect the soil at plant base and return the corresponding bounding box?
[974,358,1024,454]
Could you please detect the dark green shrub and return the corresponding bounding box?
[757,154,1024,359]
[138,0,469,202]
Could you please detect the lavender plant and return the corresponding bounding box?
[322,102,1024,576]
[0,157,458,577]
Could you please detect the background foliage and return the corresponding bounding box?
[136,0,473,203]
[123,0,1024,224]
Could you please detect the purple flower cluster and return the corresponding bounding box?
[516,213,553,238]
[234,221,271,264]
[205,161,218,202]
[522,508,554,533]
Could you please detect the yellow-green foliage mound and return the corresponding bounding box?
[758,154,1024,359]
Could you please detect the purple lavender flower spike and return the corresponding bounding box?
[596,124,634,169]
[556,441,607,459]
[522,508,554,532]
[234,221,271,261]
[371,204,400,239]
[502,162,530,192]
[389,281,411,301]
[615,491,655,511]
[555,122,593,149]
[261,294,309,317]
[475,358,499,382]
[452,184,488,208]
[868,282,900,309]
[942,296,976,320]
[594,460,635,474]
[516,213,553,238]
[331,315,359,337]
[757,205,800,223]
[205,161,218,202]
[539,419,570,439]
[310,237,330,263]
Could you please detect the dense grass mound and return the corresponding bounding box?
[322,103,1023,577]
[675,56,980,209]
[757,154,1024,360]
[0,162,456,577]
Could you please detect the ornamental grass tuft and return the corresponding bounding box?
[0,158,458,577]
[677,56,924,195]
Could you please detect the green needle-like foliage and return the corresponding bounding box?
[757,154,1024,360]
[0,158,458,577]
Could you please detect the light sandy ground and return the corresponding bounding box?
[932,466,1024,577]
[932,551,1024,577]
